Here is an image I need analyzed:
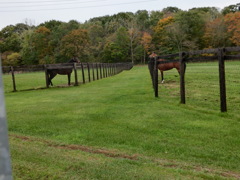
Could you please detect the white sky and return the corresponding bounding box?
[0,0,239,30]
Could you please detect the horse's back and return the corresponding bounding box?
[157,59,180,71]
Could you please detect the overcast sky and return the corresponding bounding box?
[0,0,239,30]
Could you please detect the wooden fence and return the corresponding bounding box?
[2,62,133,92]
[148,47,240,112]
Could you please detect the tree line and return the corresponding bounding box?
[0,4,240,66]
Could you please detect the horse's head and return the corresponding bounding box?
[149,52,158,61]
[149,52,158,58]
[69,57,80,63]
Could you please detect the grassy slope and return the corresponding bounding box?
[4,64,240,179]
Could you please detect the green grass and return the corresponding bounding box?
[3,63,240,179]
[3,67,111,92]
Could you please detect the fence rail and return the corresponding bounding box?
[2,62,133,92]
[148,47,240,112]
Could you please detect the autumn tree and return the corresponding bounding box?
[141,32,153,63]
[153,16,175,53]
[224,12,240,46]
[204,17,230,48]
[60,29,89,61]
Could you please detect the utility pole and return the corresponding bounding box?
[0,53,13,180]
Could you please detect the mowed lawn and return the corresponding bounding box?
[3,63,240,179]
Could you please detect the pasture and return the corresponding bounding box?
[3,63,240,179]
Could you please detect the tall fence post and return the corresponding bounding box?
[218,48,227,112]
[81,63,85,84]
[44,65,49,88]
[103,64,106,78]
[96,63,99,80]
[0,59,13,180]
[92,63,95,81]
[87,63,91,82]
[180,52,186,104]
[99,63,102,79]
[10,66,16,92]
[148,58,154,88]
[73,63,78,86]
[153,57,158,97]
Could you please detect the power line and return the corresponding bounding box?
[0,0,160,12]
[0,0,92,4]
[0,0,109,8]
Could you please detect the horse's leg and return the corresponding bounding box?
[161,71,164,83]
[68,73,71,86]
[49,72,57,86]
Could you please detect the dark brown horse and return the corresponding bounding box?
[149,52,184,83]
[47,57,80,86]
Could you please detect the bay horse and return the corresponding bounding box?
[149,52,185,83]
[47,57,80,86]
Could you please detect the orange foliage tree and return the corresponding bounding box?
[153,16,174,53]
[141,32,153,62]
[224,12,240,46]
[204,17,230,48]
[60,29,89,60]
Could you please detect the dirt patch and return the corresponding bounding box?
[10,134,240,179]
[155,159,240,179]
[49,144,138,160]
[10,134,138,160]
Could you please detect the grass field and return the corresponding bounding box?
[3,62,240,179]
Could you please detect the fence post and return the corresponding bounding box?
[0,59,13,180]
[92,63,95,81]
[153,57,158,97]
[180,52,186,104]
[96,63,99,80]
[218,48,227,112]
[81,63,85,84]
[87,63,91,82]
[99,63,102,79]
[44,65,49,88]
[148,58,154,88]
[73,63,78,86]
[103,64,106,78]
[10,66,16,92]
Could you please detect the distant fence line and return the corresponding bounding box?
[148,46,240,112]
[2,62,133,92]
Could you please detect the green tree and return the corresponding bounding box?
[222,3,240,15]
[174,10,206,50]
[32,26,54,64]
[20,29,38,64]
[135,10,150,31]
[4,52,21,66]
[87,22,105,62]
[103,27,130,62]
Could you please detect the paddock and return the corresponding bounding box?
[148,47,240,112]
